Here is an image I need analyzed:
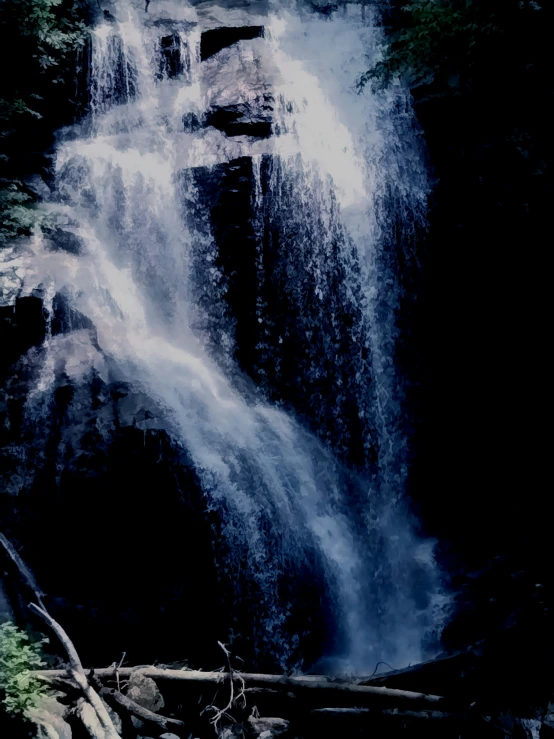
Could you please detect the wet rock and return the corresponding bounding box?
[201,38,277,139]
[147,18,197,33]
[220,727,244,739]
[43,226,84,255]
[519,718,541,738]
[0,247,28,307]
[544,704,554,728]
[247,716,290,738]
[201,26,264,61]
[126,671,165,713]
[157,33,189,80]
[0,295,47,374]
[51,292,95,337]
[23,174,52,201]
[183,111,202,133]
[308,1,339,15]
[205,102,272,137]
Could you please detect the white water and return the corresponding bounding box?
[23,0,445,671]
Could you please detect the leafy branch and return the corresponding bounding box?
[0,621,49,716]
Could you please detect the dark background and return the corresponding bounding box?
[382,0,552,695]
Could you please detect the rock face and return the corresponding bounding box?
[204,101,273,137]
[200,35,278,139]
[200,25,264,60]
[157,32,191,80]
[248,716,290,738]
[0,12,375,664]
[0,2,437,677]
[0,247,31,308]
[182,154,377,471]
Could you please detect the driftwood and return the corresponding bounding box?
[101,687,185,733]
[0,531,122,738]
[34,667,444,705]
[206,641,247,732]
[29,603,122,739]
[1,531,489,736]
[312,707,465,721]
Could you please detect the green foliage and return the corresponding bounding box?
[0,0,88,244]
[361,0,542,93]
[0,621,49,716]
[359,0,548,221]
[0,0,87,81]
[0,182,37,241]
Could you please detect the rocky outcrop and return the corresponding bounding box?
[204,99,273,137]
[200,25,264,60]
[157,33,190,81]
[126,672,165,714]
[183,154,377,471]
[248,716,290,738]
[200,36,277,139]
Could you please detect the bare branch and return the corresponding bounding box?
[29,603,83,674]
[115,652,126,693]
[207,642,238,733]
[29,603,122,739]
[0,532,46,610]
[101,687,185,732]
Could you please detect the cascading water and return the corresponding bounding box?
[3,0,446,672]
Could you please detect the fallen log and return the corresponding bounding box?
[101,687,185,733]
[312,707,464,721]
[34,667,444,705]
[359,650,480,696]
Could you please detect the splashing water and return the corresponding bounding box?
[19,0,446,672]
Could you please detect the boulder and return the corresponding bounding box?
[27,697,72,739]
[519,718,542,738]
[204,101,272,138]
[43,226,84,255]
[126,671,165,712]
[200,26,264,61]
[0,246,27,307]
[247,716,290,738]
[201,38,279,139]
[157,33,188,80]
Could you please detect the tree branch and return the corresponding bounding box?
[312,707,464,720]
[0,532,46,610]
[29,603,122,739]
[101,687,184,733]
[33,667,444,705]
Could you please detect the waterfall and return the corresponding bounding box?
[5,0,446,672]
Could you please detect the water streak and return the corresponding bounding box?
[20,0,444,672]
